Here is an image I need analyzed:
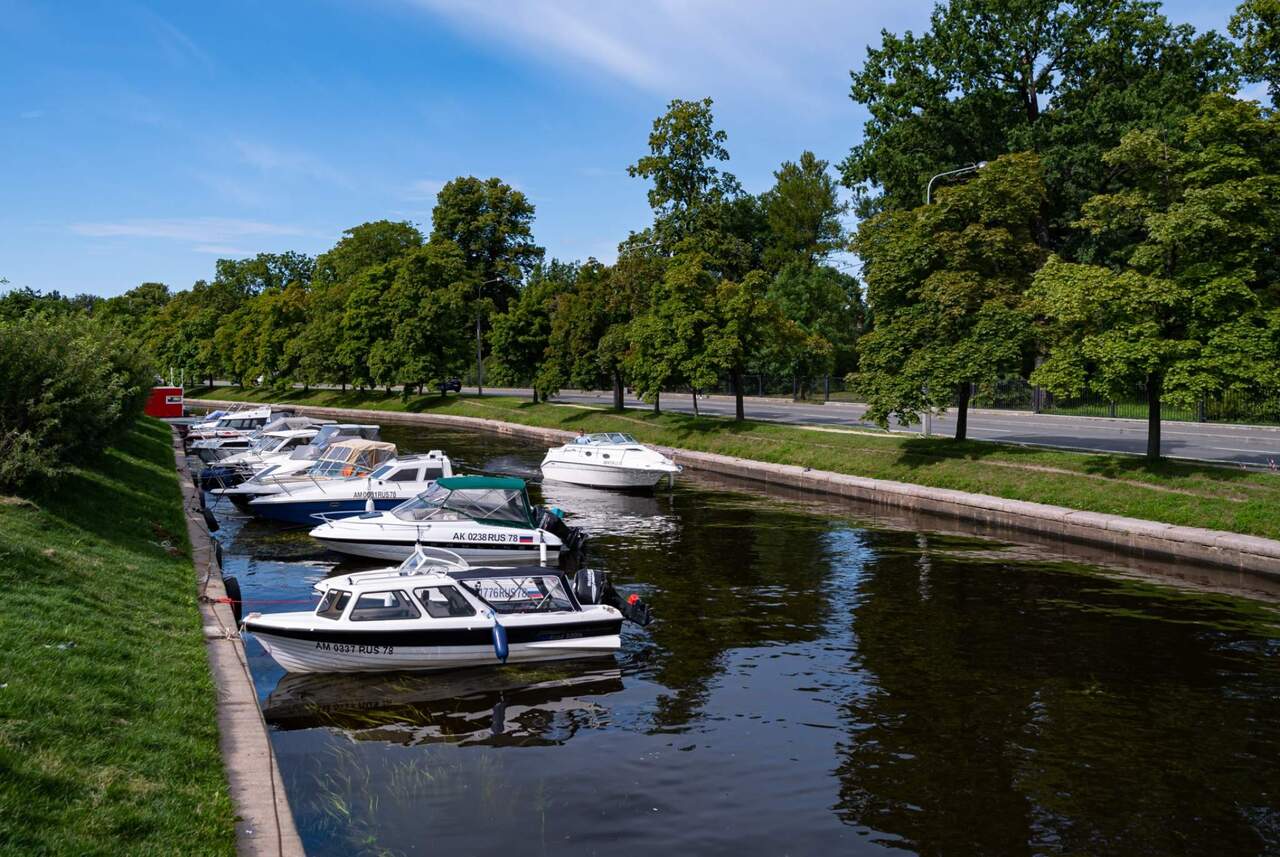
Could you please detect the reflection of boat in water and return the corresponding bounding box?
[262,664,624,747]
[536,481,678,542]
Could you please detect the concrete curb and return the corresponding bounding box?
[171,429,305,857]
[193,399,1280,579]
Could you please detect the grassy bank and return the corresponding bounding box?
[0,418,234,855]
[189,386,1280,541]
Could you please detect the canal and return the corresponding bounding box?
[208,422,1280,856]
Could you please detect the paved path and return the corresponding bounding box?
[469,386,1280,468]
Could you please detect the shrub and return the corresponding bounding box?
[0,316,154,493]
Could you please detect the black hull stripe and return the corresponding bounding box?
[318,537,557,553]
[244,618,622,646]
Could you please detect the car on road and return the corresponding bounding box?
[438,377,462,394]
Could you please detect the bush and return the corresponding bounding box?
[0,316,154,493]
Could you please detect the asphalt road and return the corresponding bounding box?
[468,386,1280,469]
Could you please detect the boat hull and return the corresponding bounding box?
[246,620,622,674]
[310,533,558,563]
[541,460,671,489]
[251,497,403,525]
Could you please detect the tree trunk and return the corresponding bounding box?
[692,389,699,417]
[1146,372,1163,461]
[654,390,661,415]
[612,370,624,410]
[954,382,971,441]
[532,388,539,404]
[732,366,745,421]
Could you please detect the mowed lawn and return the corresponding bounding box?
[0,418,234,856]
[189,386,1280,541]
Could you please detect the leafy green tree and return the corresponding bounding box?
[762,152,849,273]
[314,221,423,286]
[490,261,576,402]
[1030,95,1280,459]
[854,152,1047,440]
[538,260,638,409]
[842,0,1236,246]
[626,252,722,415]
[213,251,313,297]
[1232,0,1280,102]
[374,241,474,396]
[766,261,864,397]
[628,98,743,252]
[429,177,543,312]
[707,271,803,420]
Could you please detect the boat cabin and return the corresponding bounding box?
[390,476,536,527]
[306,439,397,478]
[366,451,452,484]
[312,556,583,624]
[570,432,641,446]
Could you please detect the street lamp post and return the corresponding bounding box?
[920,161,988,437]
[475,276,504,397]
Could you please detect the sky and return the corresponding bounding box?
[0,0,1246,297]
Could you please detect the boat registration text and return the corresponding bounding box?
[314,642,393,654]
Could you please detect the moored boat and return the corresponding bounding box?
[243,548,648,674]
[308,475,587,562]
[540,433,681,489]
[248,451,454,524]
[211,438,396,510]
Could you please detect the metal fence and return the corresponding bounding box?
[695,374,1280,426]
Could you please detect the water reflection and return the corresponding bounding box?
[265,664,624,748]
[205,421,1280,856]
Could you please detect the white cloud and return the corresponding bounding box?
[404,0,933,114]
[234,139,350,187]
[406,178,446,199]
[70,217,305,243]
[193,244,254,255]
[133,7,215,74]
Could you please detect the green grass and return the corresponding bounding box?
[190,386,1280,541]
[0,418,235,856]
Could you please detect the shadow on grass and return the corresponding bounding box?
[891,434,1274,489]
[29,418,190,560]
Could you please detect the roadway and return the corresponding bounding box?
[466,386,1280,469]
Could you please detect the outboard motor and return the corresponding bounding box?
[573,569,653,626]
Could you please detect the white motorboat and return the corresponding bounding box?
[211,438,397,510]
[308,476,587,563]
[248,451,455,524]
[540,433,681,489]
[197,423,380,491]
[188,411,306,462]
[242,548,648,674]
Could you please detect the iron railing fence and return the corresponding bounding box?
[685,374,1280,426]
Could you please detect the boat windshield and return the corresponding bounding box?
[248,464,279,484]
[459,573,576,614]
[574,432,637,445]
[392,483,533,527]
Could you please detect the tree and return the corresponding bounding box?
[372,241,474,397]
[1232,0,1280,102]
[707,271,803,420]
[314,221,423,286]
[626,252,721,415]
[490,261,576,402]
[766,261,864,397]
[761,152,849,272]
[628,98,743,252]
[1030,95,1280,459]
[842,0,1236,246]
[853,152,1047,440]
[429,177,543,312]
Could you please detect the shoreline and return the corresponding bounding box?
[170,428,305,857]
[193,397,1280,580]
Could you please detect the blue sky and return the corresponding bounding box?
[0,0,1245,297]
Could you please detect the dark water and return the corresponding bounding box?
[209,424,1280,857]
